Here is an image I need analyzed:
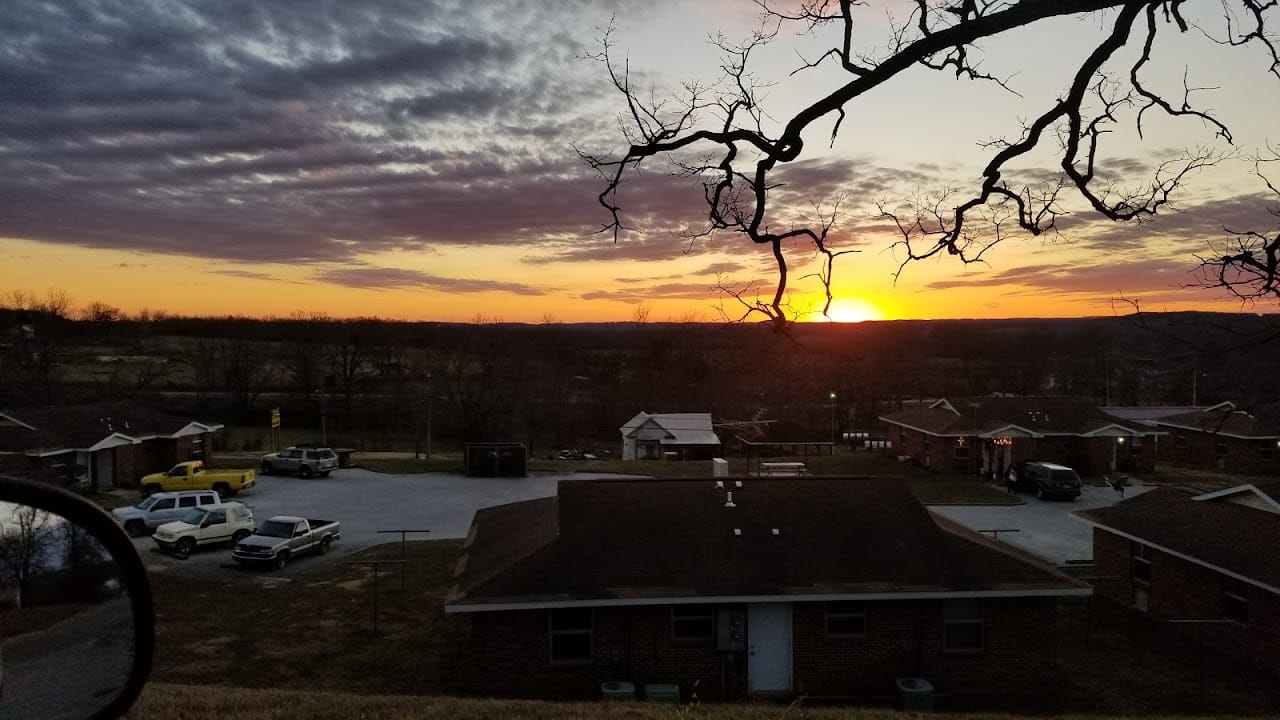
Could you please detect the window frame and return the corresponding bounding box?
[548,608,592,665]
[1132,542,1152,586]
[670,604,715,641]
[824,600,867,638]
[942,599,984,653]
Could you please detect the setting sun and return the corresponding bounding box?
[819,298,885,323]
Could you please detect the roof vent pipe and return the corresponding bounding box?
[724,491,736,508]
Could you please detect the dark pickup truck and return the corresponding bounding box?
[232,516,340,570]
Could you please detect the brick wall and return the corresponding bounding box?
[1156,429,1279,475]
[1092,528,1280,679]
[459,598,1061,702]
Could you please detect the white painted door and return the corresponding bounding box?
[748,603,793,694]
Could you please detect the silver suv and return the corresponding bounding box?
[259,446,338,478]
[111,490,221,536]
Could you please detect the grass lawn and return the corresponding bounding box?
[141,540,1280,718]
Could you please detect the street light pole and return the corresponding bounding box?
[829,391,837,447]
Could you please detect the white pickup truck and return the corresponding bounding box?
[232,516,340,570]
[151,502,255,556]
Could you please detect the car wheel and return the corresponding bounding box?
[320,471,331,478]
[300,465,313,479]
[177,537,196,556]
[1035,485,1045,500]
[261,461,274,475]
[274,551,289,570]
[232,529,250,544]
[125,520,146,537]
[319,536,331,555]
[212,482,230,497]
[141,484,161,497]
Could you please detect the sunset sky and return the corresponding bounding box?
[2,0,1279,323]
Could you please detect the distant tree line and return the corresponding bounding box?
[2,292,1279,452]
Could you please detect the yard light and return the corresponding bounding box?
[1118,437,1126,444]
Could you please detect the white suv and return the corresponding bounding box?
[111,490,220,537]
[152,501,255,555]
[259,446,338,478]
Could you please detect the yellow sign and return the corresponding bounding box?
[271,408,281,429]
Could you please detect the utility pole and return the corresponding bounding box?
[829,391,837,450]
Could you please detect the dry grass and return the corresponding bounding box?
[127,681,1278,720]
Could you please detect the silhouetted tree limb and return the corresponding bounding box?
[585,0,1277,328]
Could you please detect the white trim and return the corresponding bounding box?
[0,413,37,431]
[24,447,76,459]
[444,587,1092,614]
[1192,484,1280,513]
[877,417,967,438]
[1153,419,1277,441]
[979,424,1041,439]
[928,399,959,414]
[86,432,140,452]
[1080,521,1280,597]
[1080,424,1141,438]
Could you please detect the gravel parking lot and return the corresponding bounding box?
[930,483,1150,565]
[132,468,632,577]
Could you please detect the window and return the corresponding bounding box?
[1215,439,1228,456]
[671,604,714,640]
[1174,434,1187,448]
[1132,543,1151,585]
[190,442,203,460]
[206,510,227,525]
[168,467,186,477]
[922,436,932,452]
[1221,577,1249,624]
[1258,442,1273,460]
[179,496,199,508]
[899,427,906,444]
[943,599,983,652]
[199,495,216,505]
[825,600,866,637]
[549,608,591,663]
[953,444,969,459]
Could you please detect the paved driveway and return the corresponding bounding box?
[929,483,1149,565]
[133,468,629,577]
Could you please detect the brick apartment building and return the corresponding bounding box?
[0,401,221,488]
[880,397,1156,478]
[445,477,1089,703]
[1150,404,1280,475]
[1078,483,1280,680]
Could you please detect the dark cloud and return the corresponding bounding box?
[0,0,630,272]
[314,266,546,295]
[923,258,1200,295]
[579,282,723,302]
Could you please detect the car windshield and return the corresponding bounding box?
[256,520,296,538]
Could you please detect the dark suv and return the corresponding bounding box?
[1008,461,1082,500]
[259,446,338,478]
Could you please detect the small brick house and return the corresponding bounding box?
[880,397,1157,478]
[445,477,1089,703]
[1078,483,1280,680]
[1150,404,1280,475]
[0,401,222,489]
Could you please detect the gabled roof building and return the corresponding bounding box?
[1149,403,1280,475]
[880,397,1157,478]
[446,477,1088,702]
[619,411,721,461]
[1079,482,1280,680]
[0,401,222,489]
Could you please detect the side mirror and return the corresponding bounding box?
[0,475,154,719]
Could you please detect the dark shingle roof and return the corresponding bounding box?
[880,397,1148,437]
[1079,486,1280,591]
[1154,405,1280,439]
[448,477,1085,607]
[0,401,218,453]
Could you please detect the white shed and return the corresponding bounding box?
[620,412,721,461]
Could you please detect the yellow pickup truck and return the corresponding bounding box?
[139,461,256,497]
